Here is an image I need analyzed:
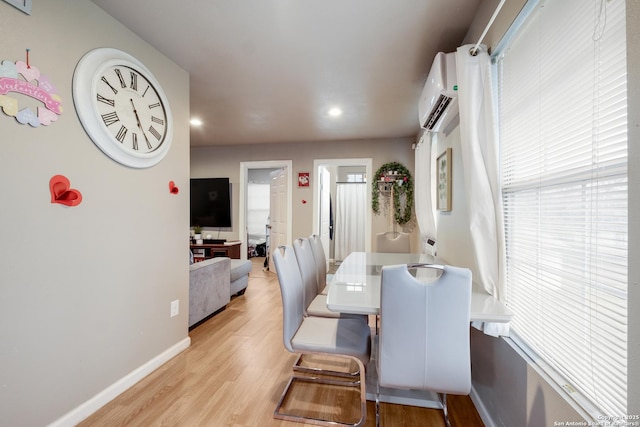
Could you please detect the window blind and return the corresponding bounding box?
[497,0,627,417]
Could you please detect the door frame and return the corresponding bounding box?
[239,160,293,260]
[312,158,373,254]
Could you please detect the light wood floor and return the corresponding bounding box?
[79,258,484,426]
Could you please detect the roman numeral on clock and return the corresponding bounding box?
[114,68,126,88]
[130,71,138,91]
[151,116,164,125]
[148,102,161,109]
[115,125,128,143]
[101,111,120,127]
[148,125,161,142]
[97,94,115,107]
[101,76,118,95]
[132,132,138,151]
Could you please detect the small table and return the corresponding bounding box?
[190,241,241,260]
[326,252,513,407]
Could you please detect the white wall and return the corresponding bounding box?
[430,127,476,276]
[0,2,190,425]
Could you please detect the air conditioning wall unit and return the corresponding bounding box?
[418,52,458,132]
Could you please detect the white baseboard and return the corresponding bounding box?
[470,384,497,427]
[47,337,191,427]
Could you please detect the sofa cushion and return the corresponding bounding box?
[229,259,252,297]
[230,259,252,282]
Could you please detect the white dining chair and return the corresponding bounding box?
[272,245,371,426]
[308,234,332,295]
[376,231,410,253]
[294,237,359,319]
[293,237,333,317]
[293,237,368,376]
[377,263,472,427]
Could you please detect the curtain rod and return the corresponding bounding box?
[470,0,506,56]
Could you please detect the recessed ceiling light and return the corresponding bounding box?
[190,118,203,126]
[328,107,342,117]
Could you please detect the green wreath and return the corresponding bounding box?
[372,162,414,225]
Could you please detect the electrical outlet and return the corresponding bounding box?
[170,300,179,317]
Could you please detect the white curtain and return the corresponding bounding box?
[456,43,506,304]
[414,131,437,255]
[335,183,366,261]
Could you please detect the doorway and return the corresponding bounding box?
[246,168,277,260]
[239,161,293,262]
[312,158,373,262]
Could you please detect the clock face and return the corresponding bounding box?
[73,48,173,168]
[95,65,168,155]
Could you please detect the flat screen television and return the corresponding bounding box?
[190,178,232,228]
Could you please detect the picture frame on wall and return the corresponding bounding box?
[437,148,452,211]
[297,172,310,188]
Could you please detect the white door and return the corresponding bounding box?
[319,166,332,264]
[269,168,287,271]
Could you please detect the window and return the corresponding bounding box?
[346,173,366,183]
[497,0,627,417]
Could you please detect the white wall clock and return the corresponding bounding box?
[73,48,173,168]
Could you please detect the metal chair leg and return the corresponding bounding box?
[275,354,367,427]
[375,370,381,427]
[439,393,451,427]
[293,354,360,378]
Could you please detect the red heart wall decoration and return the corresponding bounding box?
[169,181,179,195]
[49,175,82,207]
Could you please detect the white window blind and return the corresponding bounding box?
[497,0,627,417]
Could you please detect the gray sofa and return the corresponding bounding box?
[189,257,252,328]
[189,257,230,328]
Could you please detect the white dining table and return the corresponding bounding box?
[326,252,513,322]
[325,251,513,408]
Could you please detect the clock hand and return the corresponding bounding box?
[130,98,152,149]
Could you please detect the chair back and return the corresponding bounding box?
[272,245,305,353]
[292,237,319,310]
[378,264,472,395]
[308,234,328,294]
[376,231,410,253]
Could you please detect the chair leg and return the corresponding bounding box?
[439,393,451,427]
[275,355,367,427]
[293,354,360,378]
[375,369,381,427]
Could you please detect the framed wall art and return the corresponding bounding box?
[298,172,310,187]
[437,148,452,211]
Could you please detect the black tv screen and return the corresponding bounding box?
[190,178,232,228]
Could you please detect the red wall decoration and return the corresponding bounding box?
[49,175,82,207]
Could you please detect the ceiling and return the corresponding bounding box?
[91,0,480,146]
